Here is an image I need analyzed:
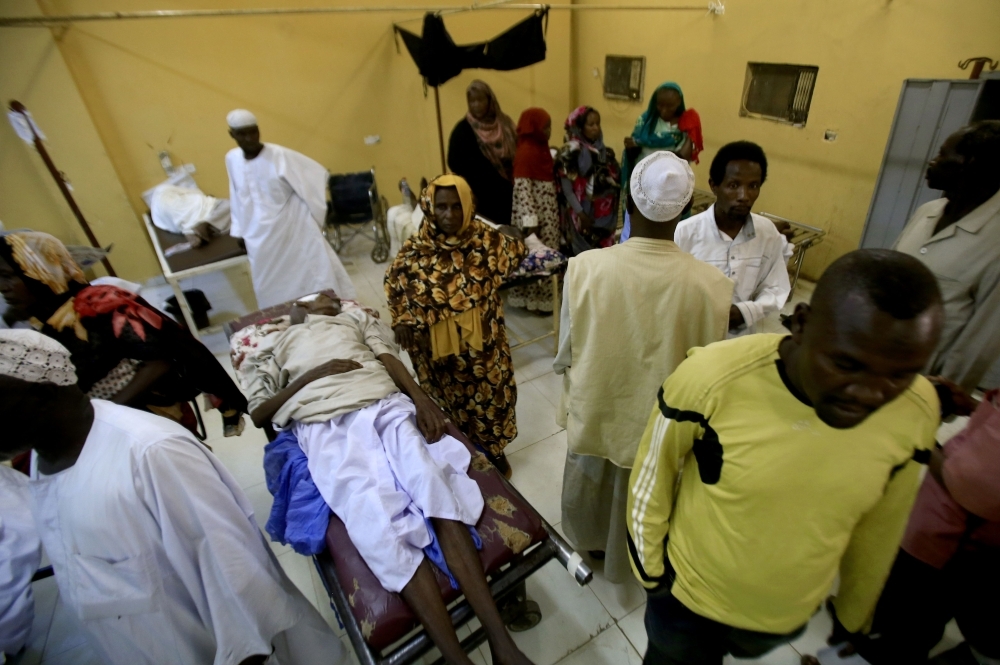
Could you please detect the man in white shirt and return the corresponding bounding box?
[0,329,346,665]
[0,464,41,660]
[893,121,1000,392]
[675,141,790,336]
[225,109,356,309]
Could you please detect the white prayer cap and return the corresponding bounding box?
[0,329,77,386]
[630,151,695,222]
[226,109,258,129]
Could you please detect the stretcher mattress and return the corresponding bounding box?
[154,226,246,274]
[327,422,546,651]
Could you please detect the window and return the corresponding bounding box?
[741,63,819,126]
[604,55,645,101]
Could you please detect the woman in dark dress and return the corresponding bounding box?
[0,230,247,437]
[447,80,517,225]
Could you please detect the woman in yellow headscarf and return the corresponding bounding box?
[385,175,526,477]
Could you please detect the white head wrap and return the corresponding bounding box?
[0,329,77,386]
[226,109,258,129]
[629,151,695,222]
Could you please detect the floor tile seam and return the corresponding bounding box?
[506,428,566,460]
[550,621,620,664]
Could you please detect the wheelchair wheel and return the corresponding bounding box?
[325,225,344,253]
[370,209,391,263]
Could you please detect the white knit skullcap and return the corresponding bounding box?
[226,109,258,129]
[630,151,695,222]
[0,329,77,386]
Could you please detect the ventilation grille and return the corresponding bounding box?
[741,63,819,126]
[604,55,645,101]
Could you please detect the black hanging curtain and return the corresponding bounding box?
[395,9,549,87]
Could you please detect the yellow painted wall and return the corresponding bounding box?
[0,2,152,279]
[21,0,570,280]
[572,0,1000,277]
[6,1,997,281]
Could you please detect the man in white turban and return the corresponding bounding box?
[554,151,733,589]
[0,329,346,665]
[225,109,356,308]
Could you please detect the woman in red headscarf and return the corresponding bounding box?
[507,107,561,313]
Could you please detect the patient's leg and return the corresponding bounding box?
[432,518,534,665]
[400,559,476,665]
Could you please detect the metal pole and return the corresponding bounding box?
[0,4,718,27]
[8,100,116,277]
[434,86,447,174]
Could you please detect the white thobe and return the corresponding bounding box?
[0,465,41,658]
[226,143,356,308]
[674,206,791,336]
[28,401,346,665]
[295,393,484,593]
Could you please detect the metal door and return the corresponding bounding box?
[859,79,984,248]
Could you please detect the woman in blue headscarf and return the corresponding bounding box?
[620,82,703,241]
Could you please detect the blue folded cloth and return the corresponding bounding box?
[263,429,330,556]
[261,428,481,589]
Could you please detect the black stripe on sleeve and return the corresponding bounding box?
[657,387,724,485]
[626,531,666,585]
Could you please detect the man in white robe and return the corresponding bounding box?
[225,109,356,309]
[0,464,41,660]
[0,329,346,665]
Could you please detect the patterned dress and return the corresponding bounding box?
[385,218,526,457]
[507,178,561,311]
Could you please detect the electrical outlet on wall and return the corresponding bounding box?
[824,130,838,142]
[158,150,174,174]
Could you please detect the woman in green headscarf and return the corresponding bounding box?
[620,82,704,241]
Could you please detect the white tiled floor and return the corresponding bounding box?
[19,241,959,665]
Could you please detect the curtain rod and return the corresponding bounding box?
[0,3,722,27]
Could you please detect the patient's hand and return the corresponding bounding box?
[306,359,362,383]
[393,324,416,350]
[414,395,448,443]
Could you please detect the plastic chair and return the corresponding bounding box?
[326,168,391,263]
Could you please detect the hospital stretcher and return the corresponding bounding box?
[500,264,566,355]
[143,212,251,340]
[224,295,593,665]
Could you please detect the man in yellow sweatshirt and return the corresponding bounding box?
[627,249,945,664]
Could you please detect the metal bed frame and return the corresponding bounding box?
[222,303,592,665]
[500,270,564,355]
[688,189,828,292]
[315,497,590,665]
[142,212,251,340]
[756,212,826,292]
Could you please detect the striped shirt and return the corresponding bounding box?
[627,334,939,633]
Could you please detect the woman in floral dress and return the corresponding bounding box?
[385,175,526,477]
[507,107,561,313]
[555,106,621,254]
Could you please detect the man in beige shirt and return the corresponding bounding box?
[893,120,1000,392]
[555,152,733,585]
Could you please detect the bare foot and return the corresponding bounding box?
[489,639,534,665]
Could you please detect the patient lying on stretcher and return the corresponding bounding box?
[241,294,534,665]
